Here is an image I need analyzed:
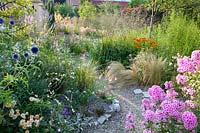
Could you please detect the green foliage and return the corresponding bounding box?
[90,35,138,69]
[55,3,76,17]
[153,12,200,59]
[78,1,96,18]
[97,2,120,15]
[46,0,55,31]
[0,0,33,18]
[128,0,149,7]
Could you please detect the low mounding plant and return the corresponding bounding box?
[106,61,137,87]
[131,51,166,85]
[106,51,166,87]
[141,49,200,133]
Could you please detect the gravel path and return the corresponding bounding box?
[84,86,144,133]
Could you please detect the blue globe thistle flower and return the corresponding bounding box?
[23,52,29,58]
[30,45,39,54]
[12,53,19,60]
[0,17,4,24]
[9,19,15,25]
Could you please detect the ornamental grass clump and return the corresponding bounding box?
[142,49,200,132]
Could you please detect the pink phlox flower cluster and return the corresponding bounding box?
[176,74,188,85]
[166,88,178,99]
[148,85,165,102]
[185,100,195,109]
[181,86,196,96]
[155,109,168,122]
[143,110,155,122]
[182,111,198,130]
[125,112,135,130]
[164,81,174,89]
[177,56,195,73]
[191,50,200,61]
[160,99,185,120]
[142,98,151,111]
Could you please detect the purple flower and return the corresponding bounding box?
[148,85,165,102]
[61,107,69,117]
[12,53,19,60]
[182,111,198,130]
[0,17,4,24]
[30,45,39,54]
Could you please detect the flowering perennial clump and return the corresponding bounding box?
[142,50,200,132]
[125,112,135,130]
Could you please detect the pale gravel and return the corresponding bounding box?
[84,86,145,133]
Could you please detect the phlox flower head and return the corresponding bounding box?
[164,81,174,89]
[30,45,39,54]
[125,112,134,122]
[125,121,134,130]
[143,110,155,122]
[125,112,134,130]
[176,74,188,85]
[182,111,198,130]
[155,109,168,122]
[185,100,195,109]
[141,98,150,110]
[148,85,165,102]
[177,56,195,73]
[166,89,178,99]
[191,50,200,61]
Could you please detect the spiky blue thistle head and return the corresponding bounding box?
[30,45,39,54]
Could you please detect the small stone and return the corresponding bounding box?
[97,115,107,124]
[112,99,119,104]
[105,106,114,113]
[104,114,112,119]
[143,91,150,98]
[133,89,143,94]
[94,121,98,126]
[110,103,121,112]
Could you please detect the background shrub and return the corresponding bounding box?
[90,35,138,69]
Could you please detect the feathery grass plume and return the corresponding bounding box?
[131,51,166,85]
[106,61,137,88]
